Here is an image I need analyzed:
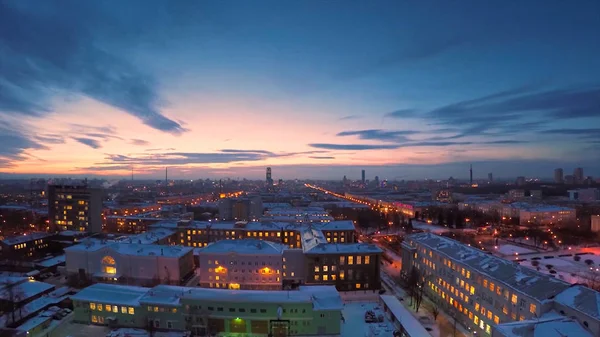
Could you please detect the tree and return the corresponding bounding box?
[0,279,25,326]
[146,315,156,337]
[430,304,440,321]
[574,255,582,262]
[585,259,594,266]
[406,267,420,307]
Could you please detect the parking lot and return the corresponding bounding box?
[52,321,110,337]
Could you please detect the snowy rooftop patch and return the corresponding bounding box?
[196,239,287,255]
[71,283,149,306]
[554,285,600,320]
[0,278,54,301]
[36,254,66,268]
[65,240,191,258]
[494,312,592,337]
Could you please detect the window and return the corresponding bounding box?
[172,308,177,313]
[92,315,98,323]
[167,321,173,329]
[112,306,118,313]
[217,307,223,312]
[494,315,499,325]
[340,256,345,264]
[487,311,492,320]
[239,308,246,312]
[90,303,96,310]
[475,303,480,311]
[355,283,361,289]
[314,266,320,272]
[483,279,488,288]
[128,307,135,315]
[260,309,267,313]
[529,304,536,314]
[489,282,495,292]
[105,304,112,312]
[470,286,475,295]
[474,316,479,325]
[98,304,103,312]
[365,256,370,264]
[511,294,518,305]
[348,256,354,265]
[229,308,235,312]
[251,309,257,313]
[323,266,328,272]
[357,256,362,264]
[323,275,328,281]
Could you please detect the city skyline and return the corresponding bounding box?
[1,1,600,179]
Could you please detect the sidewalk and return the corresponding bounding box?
[381,272,470,337]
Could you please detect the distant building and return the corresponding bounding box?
[488,173,493,183]
[515,176,526,186]
[508,189,526,199]
[361,169,366,184]
[266,167,273,185]
[564,175,575,184]
[591,215,600,233]
[530,190,543,199]
[568,188,600,202]
[554,168,564,184]
[519,205,576,225]
[0,232,53,259]
[574,167,584,183]
[47,183,102,233]
[218,196,263,221]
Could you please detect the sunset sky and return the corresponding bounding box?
[1,1,599,180]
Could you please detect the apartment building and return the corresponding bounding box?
[47,183,103,233]
[518,205,576,225]
[71,283,343,336]
[196,239,287,290]
[401,232,600,337]
[301,228,381,291]
[0,232,53,259]
[156,220,356,249]
[218,197,263,221]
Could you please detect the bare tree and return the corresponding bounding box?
[0,279,25,325]
[430,304,440,321]
[146,313,156,337]
[405,267,420,307]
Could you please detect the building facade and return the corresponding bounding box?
[401,232,600,337]
[47,184,103,233]
[218,197,263,221]
[0,232,53,259]
[65,240,194,286]
[72,283,343,337]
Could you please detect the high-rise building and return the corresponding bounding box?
[48,183,103,233]
[469,164,473,185]
[374,176,380,187]
[554,168,564,184]
[361,170,365,183]
[266,167,273,185]
[488,173,493,183]
[574,167,584,183]
[515,176,526,186]
[218,196,263,221]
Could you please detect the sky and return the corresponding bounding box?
[1,0,600,180]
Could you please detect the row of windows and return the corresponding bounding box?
[148,306,177,313]
[339,255,370,265]
[209,268,280,274]
[209,275,281,282]
[89,303,135,314]
[185,304,269,314]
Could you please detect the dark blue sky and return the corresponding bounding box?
[0,0,599,179]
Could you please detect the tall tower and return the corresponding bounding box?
[266,167,273,185]
[469,164,473,185]
[361,170,366,184]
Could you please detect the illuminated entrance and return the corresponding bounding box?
[102,256,117,275]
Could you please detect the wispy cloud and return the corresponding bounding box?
[309,143,400,150]
[72,137,102,149]
[336,129,420,143]
[130,139,151,146]
[339,115,361,121]
[309,156,335,160]
[0,2,186,134]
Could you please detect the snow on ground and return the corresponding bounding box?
[341,302,394,337]
[518,254,600,285]
[495,244,537,256]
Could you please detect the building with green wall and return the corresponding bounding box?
[71,283,343,336]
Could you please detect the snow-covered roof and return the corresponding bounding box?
[407,233,571,301]
[379,295,431,337]
[143,285,343,310]
[36,254,66,268]
[316,220,355,231]
[0,278,54,301]
[65,240,192,258]
[1,232,53,245]
[16,315,52,333]
[554,285,600,320]
[493,311,592,337]
[71,283,149,306]
[117,228,176,245]
[304,242,382,255]
[196,239,287,255]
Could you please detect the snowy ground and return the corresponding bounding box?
[519,254,600,285]
[495,244,537,256]
[341,302,394,337]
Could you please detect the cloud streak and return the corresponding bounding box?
[0,1,186,134]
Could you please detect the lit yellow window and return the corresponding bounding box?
[323,275,328,281]
[470,286,475,295]
[487,311,492,320]
[98,304,103,311]
[154,307,159,312]
[475,303,480,311]
[357,256,362,264]
[474,316,479,325]
[112,306,118,313]
[121,306,127,314]
[494,315,499,325]
[355,283,361,289]
[92,315,98,323]
[105,305,111,311]
[529,304,536,314]
[129,307,135,314]
[348,256,354,265]
[511,294,518,305]
[314,266,320,272]
[490,283,495,292]
[483,279,488,288]
[340,271,345,280]
[172,308,177,313]
[90,303,96,310]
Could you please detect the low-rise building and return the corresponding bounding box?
[64,239,194,286]
[0,232,53,259]
[71,283,343,336]
[519,205,576,225]
[196,239,287,290]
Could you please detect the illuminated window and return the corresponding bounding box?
[487,311,492,320]
[486,324,491,334]
[98,304,103,311]
[340,256,345,265]
[355,283,361,289]
[121,306,127,314]
[483,279,488,288]
[172,308,177,313]
[314,266,320,272]
[112,306,118,313]
[357,256,362,264]
[340,271,345,280]
[470,286,475,295]
[323,266,328,272]
[511,294,518,305]
[348,256,354,265]
[494,315,499,325]
[92,315,98,323]
[529,304,536,314]
[90,303,96,310]
[474,316,479,325]
[323,275,328,281]
[489,282,495,292]
[315,275,320,281]
[475,303,480,311]
[105,305,111,311]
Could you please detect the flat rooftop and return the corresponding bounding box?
[1,232,53,245]
[197,239,287,255]
[71,283,149,306]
